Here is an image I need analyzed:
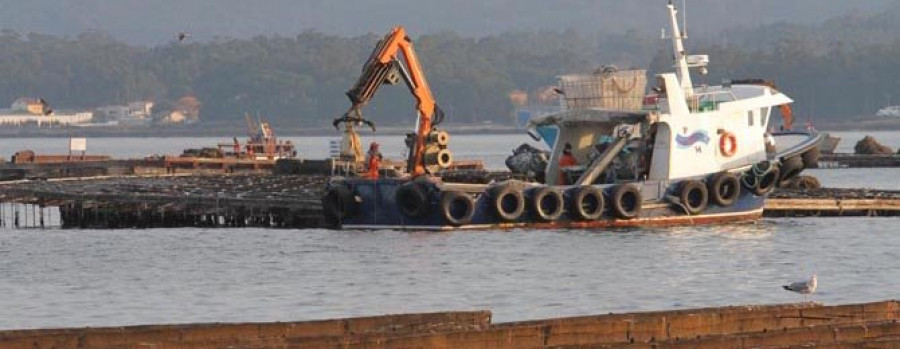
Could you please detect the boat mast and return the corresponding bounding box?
[667,0,694,98]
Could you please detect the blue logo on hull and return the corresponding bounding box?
[675,130,710,149]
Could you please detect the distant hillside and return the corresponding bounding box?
[715,2,900,49]
[0,2,898,129]
[0,1,890,45]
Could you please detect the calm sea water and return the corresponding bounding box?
[0,132,898,330]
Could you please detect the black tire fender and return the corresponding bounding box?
[611,184,642,220]
[779,156,804,182]
[754,166,780,196]
[440,191,475,226]
[322,185,357,224]
[529,187,564,222]
[708,172,741,207]
[490,184,525,222]
[741,171,759,190]
[395,181,431,218]
[679,180,709,215]
[569,186,605,221]
[801,147,820,169]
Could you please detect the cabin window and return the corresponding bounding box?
[760,107,770,128]
[747,111,754,126]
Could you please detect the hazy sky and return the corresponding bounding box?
[0,0,891,44]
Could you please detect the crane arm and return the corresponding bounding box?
[343,26,440,176]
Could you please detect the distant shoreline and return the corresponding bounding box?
[0,124,527,138]
[0,118,897,138]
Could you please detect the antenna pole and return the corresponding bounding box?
[682,0,688,38]
[667,1,694,97]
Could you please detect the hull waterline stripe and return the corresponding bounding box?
[341,208,764,231]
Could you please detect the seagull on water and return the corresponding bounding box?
[783,274,817,301]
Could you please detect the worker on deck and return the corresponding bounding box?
[365,142,383,179]
[558,143,578,185]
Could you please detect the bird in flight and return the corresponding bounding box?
[783,274,817,302]
[176,32,192,42]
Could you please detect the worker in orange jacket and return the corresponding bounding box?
[558,143,578,185]
[365,142,383,179]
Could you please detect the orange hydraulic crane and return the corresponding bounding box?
[339,26,446,176]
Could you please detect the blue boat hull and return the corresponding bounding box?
[327,178,766,231]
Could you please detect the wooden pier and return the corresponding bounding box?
[816,153,900,168]
[2,300,898,348]
[0,174,896,230]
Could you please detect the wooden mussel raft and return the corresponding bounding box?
[2,300,899,348]
[324,2,823,231]
[0,175,327,229]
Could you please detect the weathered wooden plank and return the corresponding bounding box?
[766,198,900,211]
[1,301,897,349]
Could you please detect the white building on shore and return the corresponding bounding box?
[0,98,93,127]
[95,100,154,126]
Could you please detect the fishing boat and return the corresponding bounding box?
[818,134,841,154]
[323,1,821,230]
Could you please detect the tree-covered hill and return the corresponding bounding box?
[1,1,889,45]
[1,3,899,128]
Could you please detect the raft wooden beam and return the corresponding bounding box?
[816,153,900,168]
[1,300,897,348]
[766,188,900,217]
[769,198,900,212]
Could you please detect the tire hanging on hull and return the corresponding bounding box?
[611,184,642,220]
[440,191,475,226]
[395,181,431,218]
[779,156,804,183]
[754,166,780,196]
[569,186,605,221]
[708,172,741,207]
[323,185,357,225]
[491,184,525,222]
[529,187,564,222]
[679,180,709,215]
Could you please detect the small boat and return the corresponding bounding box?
[876,106,900,118]
[817,133,840,154]
[323,1,821,230]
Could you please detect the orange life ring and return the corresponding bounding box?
[719,132,737,157]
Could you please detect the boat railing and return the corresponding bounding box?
[691,91,736,112]
[558,70,648,112]
[652,90,736,114]
[563,96,647,112]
